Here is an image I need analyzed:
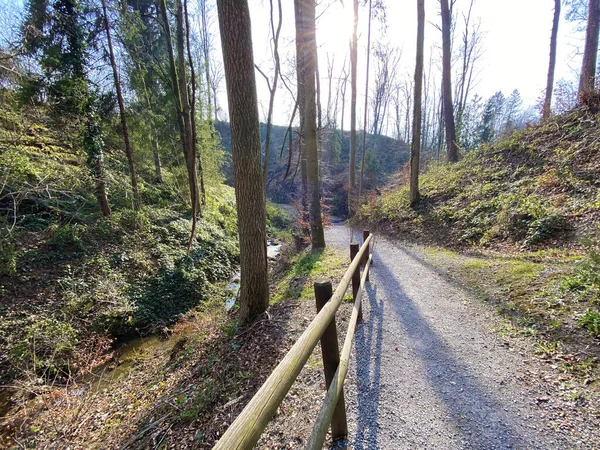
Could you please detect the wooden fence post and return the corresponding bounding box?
[314,281,348,439]
[362,230,370,281]
[350,242,361,321]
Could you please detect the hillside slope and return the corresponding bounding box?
[363,108,600,250]
[215,121,409,215]
[359,108,600,382]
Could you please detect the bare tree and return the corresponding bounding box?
[578,0,600,100]
[157,0,202,249]
[294,0,309,217]
[358,0,373,205]
[256,0,283,193]
[371,42,400,136]
[297,0,325,249]
[101,0,140,210]
[440,0,459,162]
[216,0,269,323]
[543,0,561,119]
[410,0,425,206]
[455,0,483,140]
[348,0,358,217]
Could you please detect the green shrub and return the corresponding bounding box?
[266,203,293,231]
[525,213,566,246]
[561,240,600,301]
[9,317,79,378]
[0,243,17,275]
[47,223,88,251]
[579,309,600,336]
[116,209,150,232]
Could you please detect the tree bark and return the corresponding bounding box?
[216,0,269,324]
[410,0,425,206]
[262,0,283,194]
[101,0,140,209]
[294,0,309,217]
[96,158,111,217]
[358,0,372,206]
[440,0,459,162]
[348,0,358,218]
[157,0,199,219]
[299,0,325,249]
[578,0,600,100]
[183,0,206,206]
[543,0,561,120]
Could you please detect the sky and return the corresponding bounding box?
[0,0,589,135]
[232,0,588,133]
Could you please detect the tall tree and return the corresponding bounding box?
[216,0,269,323]
[22,0,112,216]
[298,0,325,249]
[294,0,309,218]
[348,0,358,217]
[358,0,372,206]
[410,0,425,206]
[157,0,202,248]
[440,0,459,162]
[543,0,561,119]
[578,0,600,100]
[256,0,282,193]
[101,0,140,210]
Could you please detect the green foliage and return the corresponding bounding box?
[47,223,88,251]
[8,317,78,378]
[579,309,600,336]
[179,379,217,422]
[266,202,293,233]
[0,242,17,275]
[561,240,600,301]
[363,108,599,249]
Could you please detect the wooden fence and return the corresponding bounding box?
[213,231,374,450]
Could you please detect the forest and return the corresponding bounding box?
[0,0,600,447]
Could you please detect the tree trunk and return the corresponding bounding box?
[543,0,561,120]
[101,0,140,209]
[299,0,325,250]
[410,0,425,206]
[184,0,206,206]
[358,0,372,206]
[176,0,200,216]
[200,0,213,123]
[578,0,600,100]
[96,158,111,217]
[157,0,199,218]
[440,0,459,162]
[216,0,269,324]
[294,0,309,218]
[348,0,358,218]
[262,0,283,194]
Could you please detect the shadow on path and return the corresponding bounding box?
[364,247,530,448]
[352,283,384,450]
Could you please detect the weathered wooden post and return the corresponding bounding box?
[313,281,348,439]
[362,230,370,281]
[350,242,361,321]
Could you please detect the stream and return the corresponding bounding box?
[225,240,281,311]
[0,239,284,422]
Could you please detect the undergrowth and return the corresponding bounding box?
[362,108,600,250]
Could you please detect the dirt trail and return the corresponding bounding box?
[326,224,594,449]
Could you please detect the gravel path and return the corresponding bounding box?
[325,224,587,449]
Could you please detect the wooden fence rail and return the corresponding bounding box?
[213,231,374,450]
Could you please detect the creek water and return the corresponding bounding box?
[0,239,284,422]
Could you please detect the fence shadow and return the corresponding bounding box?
[350,283,384,450]
[371,248,530,448]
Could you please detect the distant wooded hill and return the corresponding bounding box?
[214,121,409,216]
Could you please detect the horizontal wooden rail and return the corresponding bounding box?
[213,234,373,450]
[305,253,372,449]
